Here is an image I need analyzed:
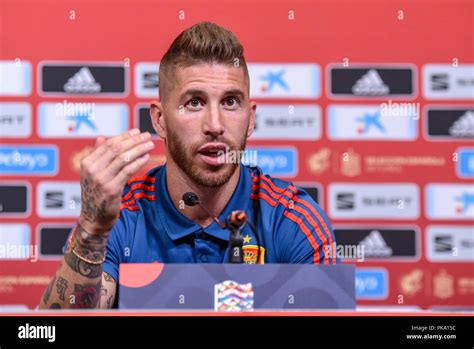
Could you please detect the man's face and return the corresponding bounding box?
[153,63,256,188]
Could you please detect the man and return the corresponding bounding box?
[39,22,338,310]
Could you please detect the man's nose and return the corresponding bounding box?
[203,104,224,137]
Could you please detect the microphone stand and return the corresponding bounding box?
[228,224,244,264]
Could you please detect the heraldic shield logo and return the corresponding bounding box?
[214,280,254,312]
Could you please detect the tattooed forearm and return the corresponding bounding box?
[55,276,68,301]
[64,222,107,279]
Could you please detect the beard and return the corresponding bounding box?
[167,128,247,188]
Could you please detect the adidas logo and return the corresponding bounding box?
[64,67,101,93]
[449,110,474,138]
[359,230,393,257]
[352,69,390,95]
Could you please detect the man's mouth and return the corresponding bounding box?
[197,144,228,166]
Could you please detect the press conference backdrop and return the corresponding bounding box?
[0,0,472,311]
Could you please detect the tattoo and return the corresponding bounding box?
[42,276,56,305]
[65,250,103,278]
[49,303,61,309]
[72,283,101,308]
[55,276,68,301]
[80,178,110,225]
[64,223,106,278]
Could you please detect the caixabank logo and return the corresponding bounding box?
[38,102,128,138]
[425,184,474,220]
[327,104,418,141]
[248,63,321,99]
[38,62,128,97]
[327,64,416,99]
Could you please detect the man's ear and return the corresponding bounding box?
[149,100,166,139]
[247,101,257,138]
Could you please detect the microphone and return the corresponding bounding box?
[182,192,200,206]
[182,192,225,228]
[225,210,246,229]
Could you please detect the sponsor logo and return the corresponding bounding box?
[0,60,32,96]
[243,147,297,177]
[248,63,321,98]
[134,62,160,98]
[0,182,30,216]
[328,65,415,98]
[433,269,455,300]
[423,64,474,99]
[214,280,254,312]
[426,226,474,262]
[251,104,321,140]
[0,224,36,261]
[329,183,419,219]
[0,103,32,138]
[399,269,424,297]
[425,184,474,220]
[327,104,418,140]
[355,268,388,299]
[37,182,81,217]
[64,67,101,93]
[39,62,128,96]
[457,148,474,178]
[352,69,389,95]
[335,148,446,177]
[334,227,419,261]
[38,102,128,138]
[37,225,73,258]
[424,107,474,140]
[307,148,331,175]
[0,145,58,175]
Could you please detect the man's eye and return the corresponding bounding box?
[224,97,239,107]
[186,98,203,109]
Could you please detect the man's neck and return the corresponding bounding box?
[166,161,241,227]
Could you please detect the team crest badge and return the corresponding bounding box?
[242,245,265,264]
